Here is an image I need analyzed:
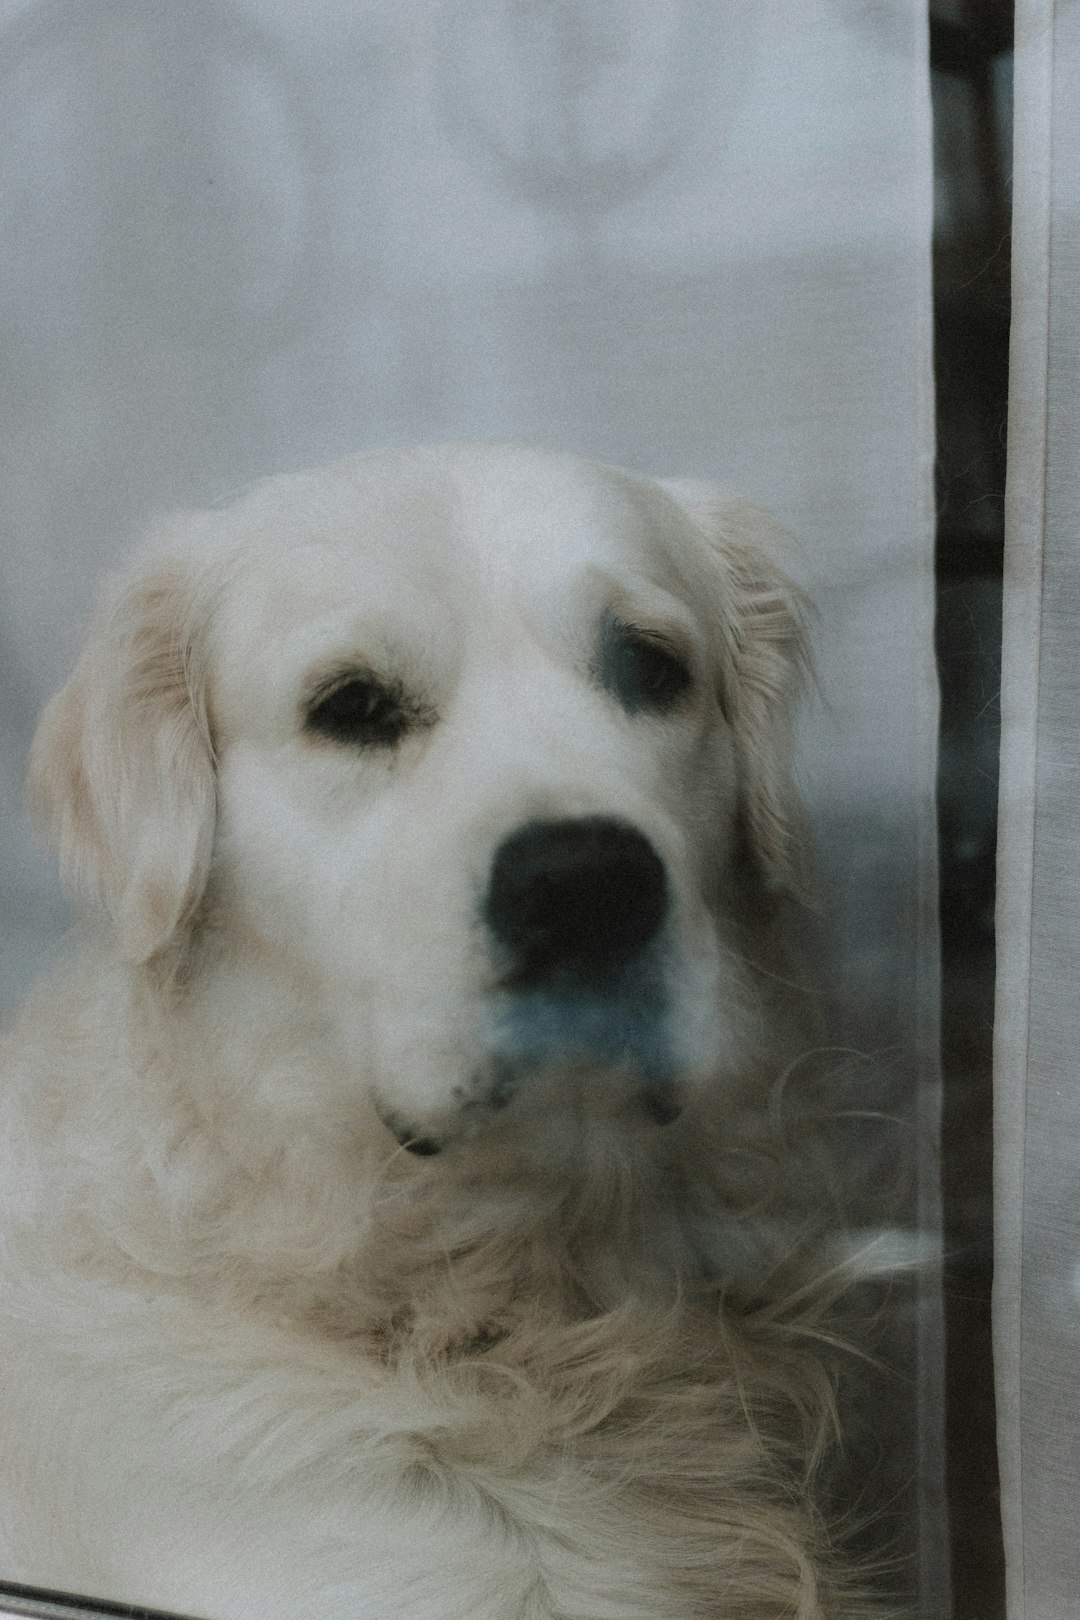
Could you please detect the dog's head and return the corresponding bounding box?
[29,445,810,1156]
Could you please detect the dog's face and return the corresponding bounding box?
[29,446,809,1156]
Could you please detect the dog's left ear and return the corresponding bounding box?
[659,482,815,906]
[27,539,217,964]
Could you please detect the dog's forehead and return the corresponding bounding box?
[213,447,699,653]
[445,447,681,585]
[218,464,463,640]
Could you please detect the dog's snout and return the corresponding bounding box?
[484,817,667,984]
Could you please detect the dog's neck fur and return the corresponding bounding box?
[10,916,809,1354]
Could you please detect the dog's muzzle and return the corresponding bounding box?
[386,819,679,1157]
[482,816,679,1110]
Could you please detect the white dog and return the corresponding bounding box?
[0,445,876,1619]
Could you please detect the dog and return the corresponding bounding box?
[0,444,879,1619]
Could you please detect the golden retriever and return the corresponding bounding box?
[0,445,879,1618]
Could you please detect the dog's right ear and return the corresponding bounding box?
[27,538,217,964]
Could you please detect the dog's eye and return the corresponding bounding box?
[305,674,415,748]
[604,625,692,715]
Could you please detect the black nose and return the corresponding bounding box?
[484,817,668,985]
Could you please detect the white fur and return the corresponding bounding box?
[0,446,874,1619]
